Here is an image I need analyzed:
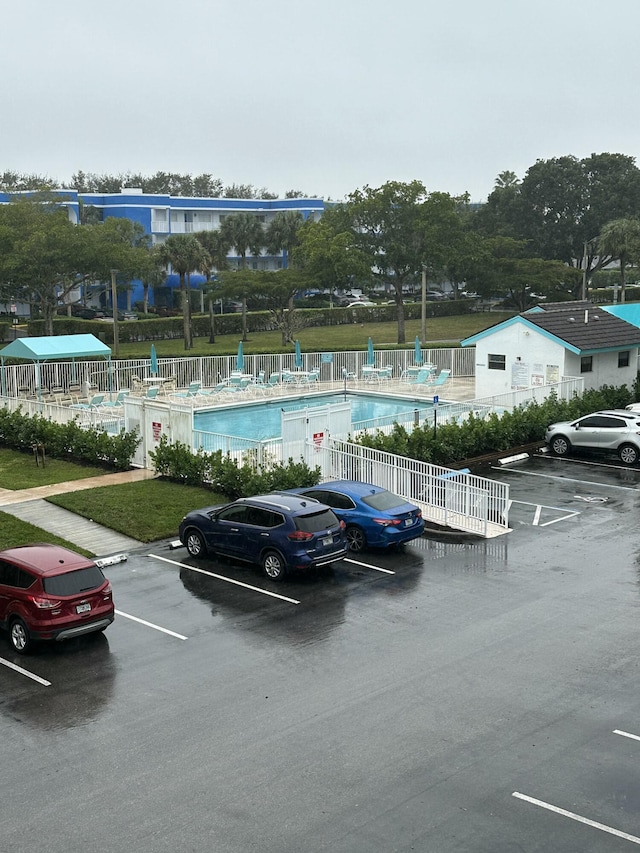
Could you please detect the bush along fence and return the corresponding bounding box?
[0,406,140,470]
[150,435,321,499]
[354,383,640,467]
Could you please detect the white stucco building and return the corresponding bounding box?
[462,302,640,398]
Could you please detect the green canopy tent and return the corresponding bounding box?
[0,334,112,400]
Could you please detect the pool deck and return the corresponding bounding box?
[170,376,478,409]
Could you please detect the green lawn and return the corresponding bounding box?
[47,479,226,543]
[0,448,109,490]
[0,512,94,557]
[113,312,512,360]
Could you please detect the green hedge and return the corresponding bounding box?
[356,382,640,466]
[150,435,321,498]
[28,301,477,344]
[0,406,140,470]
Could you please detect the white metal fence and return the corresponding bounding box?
[0,346,476,399]
[327,438,510,537]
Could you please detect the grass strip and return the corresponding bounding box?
[0,512,94,557]
[0,448,108,490]
[47,479,226,543]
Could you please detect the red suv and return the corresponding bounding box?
[0,544,115,654]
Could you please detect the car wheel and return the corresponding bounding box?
[345,525,366,553]
[10,618,32,654]
[619,444,639,466]
[262,550,286,581]
[550,435,570,456]
[185,529,207,557]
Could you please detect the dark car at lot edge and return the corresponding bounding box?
[545,409,640,466]
[0,544,115,654]
[178,494,348,581]
[284,480,425,552]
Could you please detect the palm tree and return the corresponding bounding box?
[219,213,264,270]
[265,210,304,269]
[219,214,264,341]
[598,218,640,303]
[156,234,207,349]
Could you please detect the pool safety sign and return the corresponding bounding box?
[313,431,324,450]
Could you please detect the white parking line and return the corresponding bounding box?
[0,656,51,686]
[513,792,640,845]
[493,466,640,493]
[614,729,640,742]
[115,610,188,640]
[343,557,395,575]
[149,554,301,604]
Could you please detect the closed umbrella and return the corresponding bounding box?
[150,343,158,376]
[236,341,244,372]
[367,337,375,366]
[295,339,303,369]
[414,336,423,365]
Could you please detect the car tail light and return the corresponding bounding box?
[339,520,346,530]
[29,595,61,609]
[416,509,422,518]
[103,581,113,599]
[372,518,402,527]
[288,530,314,541]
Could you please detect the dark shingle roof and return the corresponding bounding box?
[524,302,640,351]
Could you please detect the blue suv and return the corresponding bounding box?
[178,494,347,581]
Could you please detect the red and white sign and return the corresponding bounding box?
[152,421,162,442]
[313,431,324,451]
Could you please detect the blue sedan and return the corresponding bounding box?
[286,481,425,553]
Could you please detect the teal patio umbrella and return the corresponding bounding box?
[294,339,303,369]
[414,336,423,365]
[150,343,158,376]
[236,341,244,371]
[367,337,375,366]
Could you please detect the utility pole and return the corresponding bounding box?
[110,269,119,357]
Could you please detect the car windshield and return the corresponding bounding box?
[361,491,405,511]
[295,509,339,533]
[43,565,105,596]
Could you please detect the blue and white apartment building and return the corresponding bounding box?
[0,188,326,310]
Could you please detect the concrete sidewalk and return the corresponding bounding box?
[0,468,157,555]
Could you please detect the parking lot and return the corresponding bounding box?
[3,452,640,852]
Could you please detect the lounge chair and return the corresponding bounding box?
[70,394,105,410]
[172,381,201,398]
[430,368,451,388]
[408,368,434,386]
[100,390,130,408]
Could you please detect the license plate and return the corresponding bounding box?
[76,602,91,614]
[322,536,333,546]
[404,518,413,527]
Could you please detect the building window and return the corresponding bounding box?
[580,356,593,373]
[152,209,167,222]
[255,215,266,224]
[488,353,506,370]
[618,350,630,368]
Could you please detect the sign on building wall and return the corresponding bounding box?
[545,364,559,384]
[531,363,544,387]
[511,361,529,390]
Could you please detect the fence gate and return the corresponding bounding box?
[281,402,351,473]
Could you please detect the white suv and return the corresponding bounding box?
[545,410,640,466]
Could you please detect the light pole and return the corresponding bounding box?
[110,269,119,357]
[421,265,427,344]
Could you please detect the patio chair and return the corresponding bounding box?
[143,386,160,400]
[342,367,356,382]
[430,368,451,388]
[70,394,105,410]
[408,368,433,386]
[172,381,201,398]
[100,390,130,408]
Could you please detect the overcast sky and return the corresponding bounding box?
[2,0,639,203]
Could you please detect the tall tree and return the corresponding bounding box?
[156,234,207,349]
[265,210,304,268]
[348,180,428,344]
[598,218,640,302]
[219,212,264,272]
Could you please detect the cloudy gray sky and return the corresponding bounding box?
[2,0,639,202]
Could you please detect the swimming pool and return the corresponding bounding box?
[193,391,437,440]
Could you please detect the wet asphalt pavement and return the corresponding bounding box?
[3,452,640,852]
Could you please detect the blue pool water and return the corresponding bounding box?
[193,392,436,440]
